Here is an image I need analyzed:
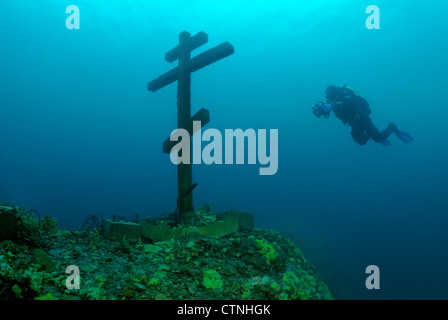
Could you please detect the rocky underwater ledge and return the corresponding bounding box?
[0,202,333,300]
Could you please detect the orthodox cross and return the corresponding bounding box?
[147,30,234,220]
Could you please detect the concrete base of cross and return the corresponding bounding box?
[103,211,253,242]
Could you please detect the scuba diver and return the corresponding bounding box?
[313,85,413,146]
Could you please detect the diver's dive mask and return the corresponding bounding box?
[325,85,339,102]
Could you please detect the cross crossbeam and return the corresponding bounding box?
[148,41,234,92]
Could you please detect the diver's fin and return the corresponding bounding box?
[395,129,413,143]
[381,139,391,146]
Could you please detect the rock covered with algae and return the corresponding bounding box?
[0,205,333,300]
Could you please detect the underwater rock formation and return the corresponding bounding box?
[0,205,18,241]
[0,204,332,300]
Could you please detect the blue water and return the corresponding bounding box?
[1,0,447,300]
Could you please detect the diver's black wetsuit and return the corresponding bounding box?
[328,87,397,145]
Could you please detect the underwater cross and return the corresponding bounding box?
[147,30,234,218]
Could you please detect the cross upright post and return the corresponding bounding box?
[147,31,234,223]
[176,31,193,213]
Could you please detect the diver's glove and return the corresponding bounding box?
[312,101,333,118]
